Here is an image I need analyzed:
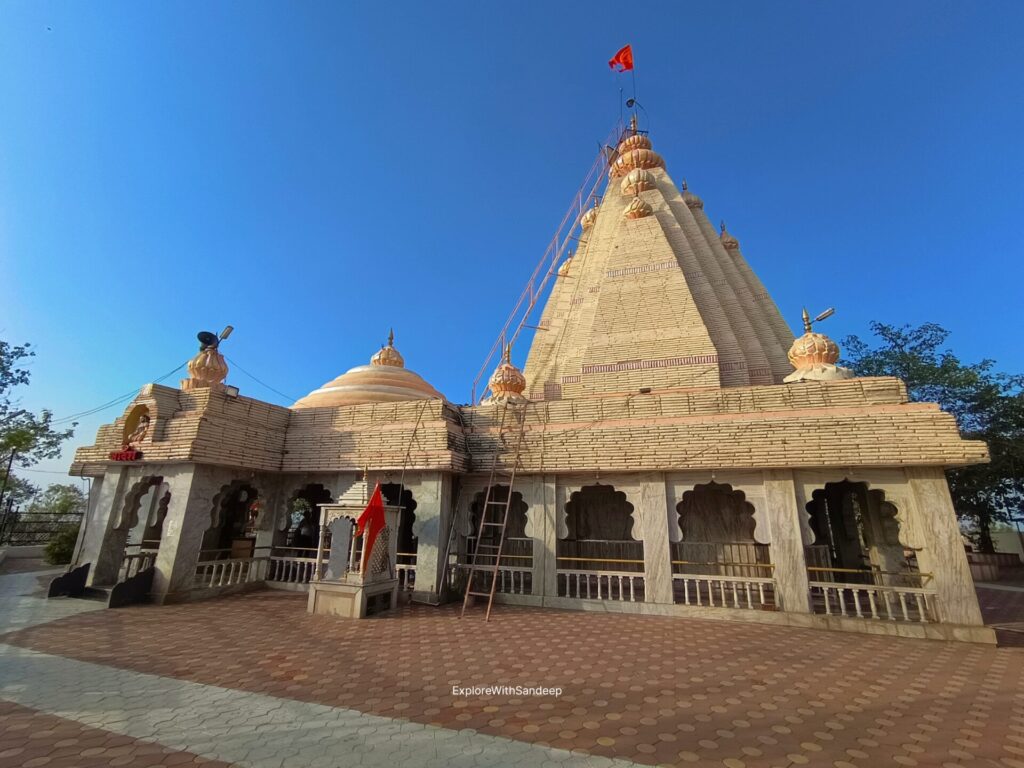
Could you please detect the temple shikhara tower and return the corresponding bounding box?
[65,114,993,642]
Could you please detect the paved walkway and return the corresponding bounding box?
[3,571,1024,768]
[0,566,103,635]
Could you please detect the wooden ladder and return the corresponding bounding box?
[460,399,528,621]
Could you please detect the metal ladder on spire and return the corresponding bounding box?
[460,399,529,621]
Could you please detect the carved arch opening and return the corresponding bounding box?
[673,482,770,578]
[558,484,642,573]
[805,480,916,585]
[202,480,261,558]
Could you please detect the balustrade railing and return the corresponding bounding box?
[266,556,317,585]
[194,556,268,589]
[809,578,936,622]
[558,569,644,601]
[397,552,417,591]
[673,573,776,610]
[119,550,158,581]
[671,560,776,610]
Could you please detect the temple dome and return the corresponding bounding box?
[621,168,656,196]
[292,332,443,409]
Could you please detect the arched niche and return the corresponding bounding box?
[116,475,165,530]
[121,404,152,447]
[803,480,915,582]
[673,482,770,577]
[557,484,643,574]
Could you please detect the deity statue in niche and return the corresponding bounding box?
[124,414,151,449]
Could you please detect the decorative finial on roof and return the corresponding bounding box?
[629,113,638,133]
[370,329,405,368]
[681,179,688,191]
[181,326,232,392]
[581,203,599,230]
[784,307,854,384]
[682,180,703,209]
[483,342,528,404]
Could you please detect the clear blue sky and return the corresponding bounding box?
[2,1,1023,482]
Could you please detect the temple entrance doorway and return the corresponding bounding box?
[557,484,643,602]
[201,483,260,560]
[381,484,418,592]
[671,482,774,609]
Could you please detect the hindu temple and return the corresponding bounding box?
[65,115,993,642]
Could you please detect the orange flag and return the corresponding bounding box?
[608,44,634,72]
[356,483,386,572]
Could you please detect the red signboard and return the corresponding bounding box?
[108,449,143,461]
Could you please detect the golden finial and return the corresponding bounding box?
[387,328,394,347]
[629,113,638,133]
[784,306,851,383]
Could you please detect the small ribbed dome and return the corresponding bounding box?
[621,168,656,196]
[484,345,527,403]
[610,148,665,179]
[292,332,443,409]
[719,222,740,251]
[681,179,703,210]
[783,308,855,383]
[580,205,599,230]
[788,332,840,368]
[623,196,653,220]
[617,133,652,153]
[370,329,404,367]
[557,256,573,277]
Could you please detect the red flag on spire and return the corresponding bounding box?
[356,482,386,573]
[608,45,634,72]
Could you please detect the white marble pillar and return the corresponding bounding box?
[905,466,985,626]
[630,473,674,604]
[517,475,552,598]
[408,472,451,602]
[151,466,214,604]
[763,470,811,613]
[85,468,132,586]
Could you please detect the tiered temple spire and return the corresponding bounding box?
[523,118,794,400]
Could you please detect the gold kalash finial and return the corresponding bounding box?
[629,113,638,133]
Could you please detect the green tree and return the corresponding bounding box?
[842,322,1024,552]
[0,340,76,510]
[23,483,87,523]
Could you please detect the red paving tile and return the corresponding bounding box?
[5,589,1024,768]
[0,700,235,768]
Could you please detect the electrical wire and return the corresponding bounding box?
[224,356,296,402]
[50,361,188,424]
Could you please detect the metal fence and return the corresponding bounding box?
[0,508,83,546]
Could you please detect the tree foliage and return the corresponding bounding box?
[0,340,76,509]
[23,483,87,523]
[842,322,1024,552]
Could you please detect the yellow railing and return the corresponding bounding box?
[807,566,932,586]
